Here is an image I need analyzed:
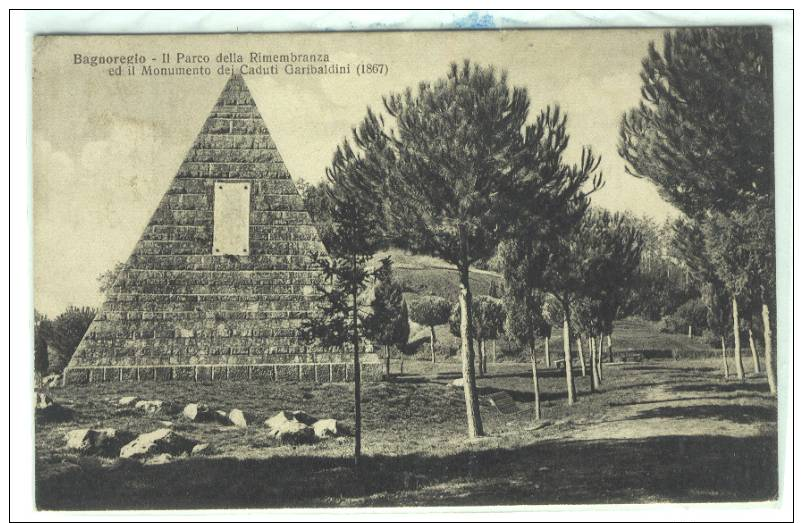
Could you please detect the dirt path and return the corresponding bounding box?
[549,366,777,442]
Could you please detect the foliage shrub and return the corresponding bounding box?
[660,298,708,335]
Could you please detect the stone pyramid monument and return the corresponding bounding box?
[64,74,380,384]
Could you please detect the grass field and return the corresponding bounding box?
[36,328,777,509]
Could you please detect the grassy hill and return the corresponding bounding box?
[371,248,502,303]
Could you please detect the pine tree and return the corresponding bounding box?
[502,284,550,421]
[619,27,773,219]
[301,139,389,468]
[366,267,410,379]
[408,296,450,363]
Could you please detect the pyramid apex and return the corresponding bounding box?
[214,73,256,109]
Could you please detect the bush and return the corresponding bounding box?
[42,306,96,374]
[660,298,708,335]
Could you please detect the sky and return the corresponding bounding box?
[32,29,679,317]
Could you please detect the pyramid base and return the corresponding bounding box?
[62,360,384,385]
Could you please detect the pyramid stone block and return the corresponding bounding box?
[64,74,380,384]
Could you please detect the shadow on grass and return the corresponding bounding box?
[37,434,777,510]
[35,405,75,423]
[476,385,566,403]
[671,381,772,395]
[608,394,767,408]
[627,404,777,425]
[619,365,718,374]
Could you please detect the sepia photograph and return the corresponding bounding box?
[16,10,792,517]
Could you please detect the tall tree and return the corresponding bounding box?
[672,219,732,378]
[366,266,410,379]
[577,210,644,369]
[302,139,388,468]
[619,26,773,219]
[503,286,550,421]
[408,295,451,363]
[621,27,776,392]
[705,202,776,388]
[332,62,600,437]
[473,296,505,376]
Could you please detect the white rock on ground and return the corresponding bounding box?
[135,400,168,414]
[182,403,213,422]
[228,409,248,428]
[191,443,213,456]
[65,428,137,457]
[312,419,349,439]
[119,428,197,460]
[449,378,464,388]
[118,396,140,407]
[268,420,317,444]
[264,410,318,431]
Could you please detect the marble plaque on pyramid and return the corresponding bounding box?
[63,74,381,384]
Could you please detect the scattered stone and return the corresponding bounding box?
[268,420,316,444]
[158,420,174,427]
[182,403,213,422]
[449,378,464,388]
[65,428,137,457]
[228,409,248,428]
[312,419,349,439]
[264,410,318,431]
[118,396,141,407]
[41,374,61,388]
[135,400,168,414]
[119,428,197,460]
[191,443,212,456]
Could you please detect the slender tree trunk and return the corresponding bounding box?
[384,346,391,379]
[457,226,483,438]
[492,339,497,364]
[732,295,745,381]
[720,335,730,380]
[589,335,599,392]
[430,326,436,363]
[748,326,760,374]
[606,334,613,363]
[562,306,576,405]
[761,302,777,395]
[477,339,485,378]
[351,275,361,468]
[576,338,586,377]
[591,334,602,384]
[544,336,551,368]
[530,340,541,421]
[597,334,604,381]
[688,325,692,338]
